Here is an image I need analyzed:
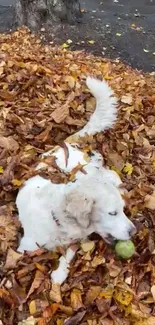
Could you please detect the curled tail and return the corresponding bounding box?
[76,76,117,137]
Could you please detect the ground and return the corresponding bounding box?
[0,0,155,72]
[0,1,155,325]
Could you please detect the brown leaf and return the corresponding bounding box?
[0,206,20,252]
[107,264,121,278]
[145,191,155,210]
[51,105,69,123]
[26,270,45,301]
[4,248,22,269]
[121,94,133,105]
[64,310,86,325]
[0,155,20,186]
[0,136,19,151]
[85,286,101,305]
[60,142,69,167]
[106,151,124,171]
[99,319,114,325]
[38,303,59,324]
[151,285,155,301]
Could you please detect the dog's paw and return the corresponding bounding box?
[51,256,69,285]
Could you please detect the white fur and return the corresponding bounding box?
[75,76,117,136]
[16,77,136,284]
[51,247,76,284]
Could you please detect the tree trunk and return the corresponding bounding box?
[15,0,81,30]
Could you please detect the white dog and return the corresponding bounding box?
[16,77,136,284]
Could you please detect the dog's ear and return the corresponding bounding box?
[64,190,95,228]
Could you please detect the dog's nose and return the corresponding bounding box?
[129,226,137,238]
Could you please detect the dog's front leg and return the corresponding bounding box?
[51,244,78,285]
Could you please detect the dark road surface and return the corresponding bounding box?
[0,0,155,72]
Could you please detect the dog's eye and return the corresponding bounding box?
[109,211,117,216]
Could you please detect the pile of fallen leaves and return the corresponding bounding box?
[0,27,155,325]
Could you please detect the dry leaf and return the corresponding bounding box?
[107,151,124,171]
[100,319,114,325]
[0,206,20,252]
[91,255,105,267]
[81,240,95,252]
[121,95,133,105]
[50,283,62,303]
[18,316,38,325]
[64,310,86,325]
[114,287,133,306]
[145,191,155,210]
[26,270,45,300]
[108,264,121,278]
[4,248,22,269]
[0,27,155,325]
[151,285,155,301]
[0,136,19,151]
[123,162,133,175]
[51,105,69,123]
[71,289,84,310]
[85,286,101,305]
[29,299,49,315]
[133,317,155,325]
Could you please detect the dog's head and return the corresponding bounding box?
[64,179,136,243]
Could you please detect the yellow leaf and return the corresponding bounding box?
[100,285,114,299]
[81,240,95,252]
[29,299,49,316]
[111,166,122,177]
[71,289,84,310]
[114,288,133,306]
[88,40,95,44]
[116,33,121,36]
[29,300,37,315]
[62,43,69,48]
[0,166,4,174]
[57,320,64,325]
[64,75,75,88]
[134,317,155,325]
[91,255,105,267]
[12,179,22,187]
[83,152,91,162]
[50,283,62,303]
[123,162,133,175]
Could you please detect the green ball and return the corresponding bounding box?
[115,240,135,259]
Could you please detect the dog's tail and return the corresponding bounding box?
[76,76,117,137]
